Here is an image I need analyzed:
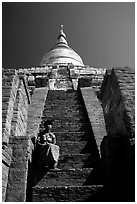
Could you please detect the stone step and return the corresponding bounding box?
[44,94,82,99]
[32,185,104,202]
[44,117,89,124]
[43,111,87,117]
[53,120,90,126]
[46,96,80,101]
[43,113,87,120]
[42,118,88,126]
[58,141,92,154]
[43,108,85,114]
[51,124,91,131]
[44,96,83,102]
[34,168,93,187]
[54,131,91,141]
[52,128,84,133]
[43,111,87,118]
[47,90,78,95]
[46,96,81,100]
[44,99,83,104]
[42,113,89,120]
[58,154,93,169]
[45,99,82,104]
[44,94,83,100]
[52,126,89,132]
[43,105,85,110]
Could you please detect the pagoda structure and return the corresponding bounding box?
[2,26,135,202]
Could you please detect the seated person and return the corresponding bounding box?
[35,120,59,169]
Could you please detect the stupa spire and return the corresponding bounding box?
[56,24,68,45]
[60,24,66,38]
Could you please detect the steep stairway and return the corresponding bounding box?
[30,89,104,202]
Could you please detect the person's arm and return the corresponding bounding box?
[49,132,56,144]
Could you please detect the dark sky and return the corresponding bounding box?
[2,2,135,69]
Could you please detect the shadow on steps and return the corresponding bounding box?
[26,161,52,201]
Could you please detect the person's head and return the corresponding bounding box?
[43,120,53,131]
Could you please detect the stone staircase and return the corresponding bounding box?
[29,89,105,202]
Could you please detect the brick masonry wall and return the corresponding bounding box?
[99,67,135,139]
[2,147,12,202]
[10,77,30,137]
[99,67,135,201]
[6,137,30,202]
[2,69,19,201]
[76,67,107,95]
[6,75,31,202]
[2,70,32,202]
[2,69,19,144]
[18,65,106,93]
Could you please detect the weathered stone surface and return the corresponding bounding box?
[99,67,135,201]
[26,87,48,141]
[36,168,93,187]
[58,141,88,154]
[33,185,104,202]
[54,131,91,141]
[2,146,12,167]
[2,69,32,202]
[6,137,30,202]
[2,163,10,202]
[2,69,19,144]
[58,154,92,169]
[80,87,107,155]
[99,67,135,138]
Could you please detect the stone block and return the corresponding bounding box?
[32,185,104,202]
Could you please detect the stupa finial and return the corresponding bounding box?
[55,24,68,45]
[59,24,66,39]
[61,24,64,32]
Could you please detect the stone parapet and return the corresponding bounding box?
[80,87,107,156]
[27,87,48,145]
[18,65,107,92]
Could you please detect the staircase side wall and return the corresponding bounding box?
[80,87,107,156]
[2,70,32,202]
[26,87,48,201]
[2,69,19,144]
[99,67,135,138]
[27,87,48,143]
[6,137,30,202]
[99,67,135,201]
[2,69,19,201]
